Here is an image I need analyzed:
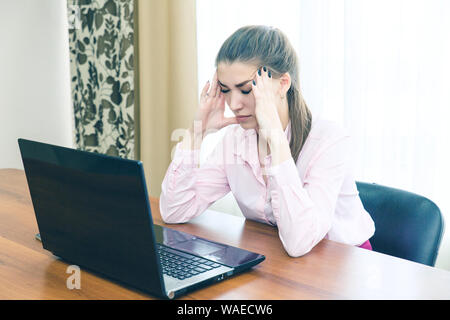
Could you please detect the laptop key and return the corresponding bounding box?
[158,244,221,280]
[198,264,213,270]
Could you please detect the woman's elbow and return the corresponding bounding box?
[283,243,313,258]
[281,229,329,258]
[160,212,180,224]
[159,203,187,224]
[159,196,181,224]
[159,193,196,224]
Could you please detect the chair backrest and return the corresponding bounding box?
[356,182,444,266]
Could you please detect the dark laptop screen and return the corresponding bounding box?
[18,139,165,297]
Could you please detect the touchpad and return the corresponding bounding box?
[172,238,225,256]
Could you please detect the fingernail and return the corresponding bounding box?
[263,66,267,72]
[268,71,271,78]
[258,69,261,76]
[252,80,256,85]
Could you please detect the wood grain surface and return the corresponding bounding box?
[1,169,449,299]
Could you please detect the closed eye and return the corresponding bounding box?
[220,89,252,95]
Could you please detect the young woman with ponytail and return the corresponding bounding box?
[160,25,375,257]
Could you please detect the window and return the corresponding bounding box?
[196,0,450,269]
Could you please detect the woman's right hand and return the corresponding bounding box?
[194,71,238,136]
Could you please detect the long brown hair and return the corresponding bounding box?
[215,25,312,163]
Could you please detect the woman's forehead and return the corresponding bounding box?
[217,62,258,86]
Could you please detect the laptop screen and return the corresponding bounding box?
[18,138,166,297]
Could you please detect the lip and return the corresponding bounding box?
[236,115,252,123]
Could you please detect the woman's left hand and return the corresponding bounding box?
[252,66,284,143]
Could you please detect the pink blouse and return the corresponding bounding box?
[160,118,375,257]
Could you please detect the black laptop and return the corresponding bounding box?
[18,138,265,299]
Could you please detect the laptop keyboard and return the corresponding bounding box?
[157,244,222,280]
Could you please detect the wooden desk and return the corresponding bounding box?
[1,168,450,299]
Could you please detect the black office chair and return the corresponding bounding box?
[356,182,444,267]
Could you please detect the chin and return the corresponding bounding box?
[239,121,257,130]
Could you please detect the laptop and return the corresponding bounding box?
[18,138,265,299]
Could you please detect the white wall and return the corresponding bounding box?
[0,0,74,169]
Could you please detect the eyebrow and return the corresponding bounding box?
[218,79,252,88]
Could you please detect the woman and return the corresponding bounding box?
[160,25,375,257]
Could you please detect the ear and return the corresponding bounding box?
[278,72,291,96]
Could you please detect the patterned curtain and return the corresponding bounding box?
[67,0,137,159]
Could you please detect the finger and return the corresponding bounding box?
[222,116,239,127]
[251,78,259,97]
[256,66,266,87]
[261,66,269,84]
[260,66,274,91]
[265,67,273,83]
[201,80,210,99]
[210,71,219,97]
[215,79,221,97]
[215,91,225,108]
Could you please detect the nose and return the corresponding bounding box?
[228,92,244,112]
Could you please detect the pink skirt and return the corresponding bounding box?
[358,239,372,250]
